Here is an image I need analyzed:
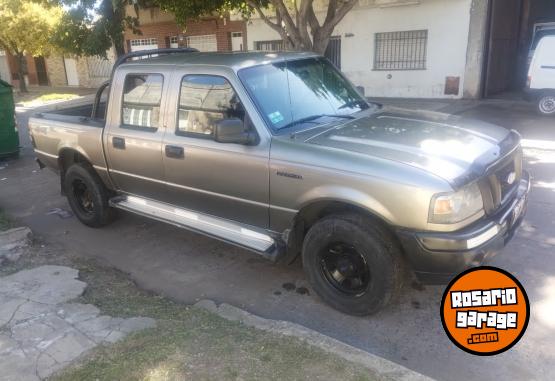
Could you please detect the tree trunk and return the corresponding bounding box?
[16,52,27,93]
[114,38,126,58]
[255,0,357,55]
[109,0,127,58]
[312,31,331,55]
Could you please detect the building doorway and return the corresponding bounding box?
[63,58,79,87]
[483,0,555,98]
[34,56,49,86]
[231,32,243,51]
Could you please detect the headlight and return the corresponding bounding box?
[429,183,483,224]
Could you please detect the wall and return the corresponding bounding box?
[246,0,474,98]
[0,52,10,83]
[76,52,115,88]
[463,0,490,98]
[4,53,40,88]
[45,56,67,87]
[46,50,115,88]
[123,7,246,52]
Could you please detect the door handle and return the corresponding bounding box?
[112,137,125,149]
[165,145,184,159]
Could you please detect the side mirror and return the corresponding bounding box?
[214,118,257,145]
[356,86,366,96]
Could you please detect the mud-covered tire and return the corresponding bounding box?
[63,163,115,228]
[302,214,403,316]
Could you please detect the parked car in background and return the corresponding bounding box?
[29,49,530,315]
[527,35,555,116]
[527,22,555,66]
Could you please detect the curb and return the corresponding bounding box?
[195,299,434,381]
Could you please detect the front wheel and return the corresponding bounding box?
[537,93,555,116]
[63,163,115,228]
[302,214,403,316]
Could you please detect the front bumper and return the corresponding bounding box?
[397,171,531,284]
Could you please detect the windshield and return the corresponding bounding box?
[238,57,370,132]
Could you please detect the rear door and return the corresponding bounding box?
[531,37,555,90]
[104,67,169,199]
[161,67,271,227]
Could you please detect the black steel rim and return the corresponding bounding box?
[72,179,94,214]
[319,242,370,296]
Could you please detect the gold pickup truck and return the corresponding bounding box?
[29,49,530,315]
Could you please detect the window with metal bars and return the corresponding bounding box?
[130,38,158,47]
[255,40,284,51]
[374,30,428,70]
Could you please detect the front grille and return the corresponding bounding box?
[480,148,523,215]
[496,160,518,202]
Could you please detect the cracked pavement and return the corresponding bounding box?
[0,266,156,381]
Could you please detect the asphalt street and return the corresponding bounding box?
[1,98,553,380]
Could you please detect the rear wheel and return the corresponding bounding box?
[302,214,403,316]
[537,93,555,116]
[64,163,115,227]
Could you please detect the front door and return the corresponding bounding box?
[64,58,79,86]
[104,71,168,199]
[161,72,270,227]
[231,32,243,51]
[34,56,49,86]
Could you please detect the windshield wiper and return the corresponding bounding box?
[338,99,372,110]
[278,113,355,131]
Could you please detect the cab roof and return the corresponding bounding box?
[119,51,320,71]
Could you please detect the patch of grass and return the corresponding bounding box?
[2,235,378,381]
[0,209,12,231]
[36,93,79,102]
[21,93,79,106]
[53,259,377,381]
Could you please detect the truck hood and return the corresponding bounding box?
[303,108,519,187]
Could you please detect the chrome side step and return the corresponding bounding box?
[110,195,280,261]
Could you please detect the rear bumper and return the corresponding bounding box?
[397,171,531,284]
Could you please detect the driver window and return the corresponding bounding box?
[177,75,244,137]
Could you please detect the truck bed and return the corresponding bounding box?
[29,102,108,172]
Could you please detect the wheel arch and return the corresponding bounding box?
[57,148,108,195]
[283,198,404,264]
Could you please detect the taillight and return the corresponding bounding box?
[526,76,532,88]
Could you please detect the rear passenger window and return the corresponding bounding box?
[122,74,163,129]
[177,75,244,137]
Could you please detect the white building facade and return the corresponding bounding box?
[245,0,476,99]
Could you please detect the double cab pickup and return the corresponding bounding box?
[30,50,530,315]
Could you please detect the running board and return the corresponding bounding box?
[109,196,280,261]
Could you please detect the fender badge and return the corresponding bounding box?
[277,171,303,180]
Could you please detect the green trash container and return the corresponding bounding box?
[0,79,19,158]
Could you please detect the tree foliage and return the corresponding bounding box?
[155,0,358,53]
[51,0,141,58]
[0,0,62,91]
